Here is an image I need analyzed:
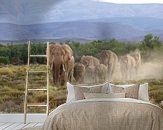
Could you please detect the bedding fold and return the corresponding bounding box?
[42,98,163,130]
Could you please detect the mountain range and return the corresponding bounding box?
[0,0,163,41]
[0,17,163,41]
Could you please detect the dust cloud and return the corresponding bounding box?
[138,59,163,80]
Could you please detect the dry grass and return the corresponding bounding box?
[0,65,162,113]
[0,65,66,113]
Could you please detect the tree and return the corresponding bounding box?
[140,34,162,61]
[142,34,161,50]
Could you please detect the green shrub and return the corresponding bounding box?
[0,56,9,64]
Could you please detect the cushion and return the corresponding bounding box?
[111,84,135,88]
[111,84,140,99]
[66,82,75,103]
[101,83,112,93]
[66,82,109,103]
[110,83,149,101]
[84,92,126,99]
[138,83,149,102]
[74,85,102,100]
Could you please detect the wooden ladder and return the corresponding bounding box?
[24,41,50,124]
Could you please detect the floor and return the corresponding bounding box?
[0,122,43,130]
[0,114,47,130]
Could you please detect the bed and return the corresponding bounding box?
[42,82,163,130]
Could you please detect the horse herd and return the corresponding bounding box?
[48,43,141,86]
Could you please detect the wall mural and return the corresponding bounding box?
[0,0,163,114]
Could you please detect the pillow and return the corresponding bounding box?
[84,92,125,99]
[74,85,102,100]
[110,83,149,101]
[111,84,140,99]
[101,83,112,93]
[111,84,135,88]
[138,83,149,102]
[66,82,75,103]
[66,82,109,103]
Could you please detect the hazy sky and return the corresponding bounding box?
[97,0,163,3]
[1,0,163,24]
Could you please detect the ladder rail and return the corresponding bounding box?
[24,41,30,124]
[24,41,49,124]
[46,42,49,115]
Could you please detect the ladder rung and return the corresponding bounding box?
[28,88,47,91]
[28,70,47,73]
[30,55,47,58]
[27,103,47,107]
